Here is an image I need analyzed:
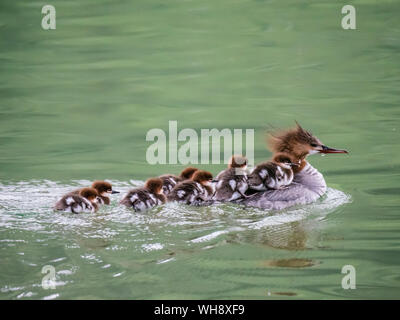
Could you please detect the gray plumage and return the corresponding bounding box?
[54,194,96,213]
[159,174,181,195]
[213,168,248,201]
[120,188,166,212]
[247,161,293,191]
[238,162,327,210]
[167,181,211,205]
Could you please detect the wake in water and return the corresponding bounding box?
[0,179,351,299]
[0,179,351,247]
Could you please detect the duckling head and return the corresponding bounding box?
[145,178,164,194]
[92,180,119,196]
[192,170,213,186]
[79,187,99,203]
[180,167,198,180]
[228,155,248,170]
[272,152,300,170]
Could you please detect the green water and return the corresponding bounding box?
[1,0,400,299]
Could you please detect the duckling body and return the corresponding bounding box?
[159,174,180,195]
[247,154,295,191]
[54,188,99,213]
[167,170,213,205]
[120,189,165,211]
[167,181,208,204]
[120,178,166,211]
[159,167,198,195]
[213,168,248,201]
[213,155,249,201]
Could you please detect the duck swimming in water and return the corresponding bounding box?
[91,181,120,205]
[54,187,99,213]
[68,180,119,205]
[159,167,198,195]
[120,178,166,211]
[247,152,299,191]
[167,170,213,205]
[239,122,348,210]
[213,155,249,201]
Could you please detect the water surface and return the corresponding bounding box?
[1,0,400,299]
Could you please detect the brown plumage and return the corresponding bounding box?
[54,187,99,213]
[267,122,347,173]
[228,155,248,169]
[159,167,199,195]
[68,180,119,205]
[120,178,166,211]
[180,167,199,180]
[268,122,321,158]
[167,170,213,205]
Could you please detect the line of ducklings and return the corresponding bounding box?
[54,152,299,213]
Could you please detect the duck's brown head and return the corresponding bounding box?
[79,187,99,203]
[179,167,198,180]
[268,122,348,162]
[145,178,164,194]
[228,155,248,169]
[92,180,119,196]
[192,170,213,186]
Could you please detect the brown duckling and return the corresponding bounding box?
[159,167,198,195]
[213,155,249,201]
[247,153,299,191]
[54,187,99,213]
[120,178,166,211]
[68,180,119,205]
[167,170,213,205]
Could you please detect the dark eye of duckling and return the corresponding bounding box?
[310,143,318,147]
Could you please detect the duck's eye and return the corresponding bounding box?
[310,143,318,147]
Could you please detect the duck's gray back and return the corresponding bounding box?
[239,162,327,210]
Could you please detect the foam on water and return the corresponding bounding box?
[0,179,353,299]
[0,179,351,243]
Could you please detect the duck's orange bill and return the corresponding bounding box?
[320,145,348,154]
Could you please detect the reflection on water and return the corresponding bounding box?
[261,258,317,268]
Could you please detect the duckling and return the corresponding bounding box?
[247,153,299,191]
[69,180,119,205]
[91,181,119,205]
[120,178,166,211]
[213,155,249,201]
[167,170,213,205]
[54,187,99,213]
[159,167,198,195]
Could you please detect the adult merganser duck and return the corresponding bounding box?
[159,167,198,195]
[54,187,99,213]
[213,155,249,201]
[68,181,119,205]
[167,170,213,205]
[120,178,166,211]
[247,152,299,191]
[239,122,348,210]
